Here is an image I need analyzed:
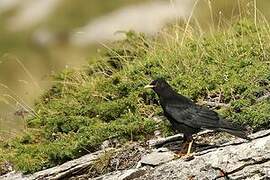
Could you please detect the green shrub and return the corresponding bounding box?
[1,19,270,173]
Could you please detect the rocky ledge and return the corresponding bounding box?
[1,129,270,180]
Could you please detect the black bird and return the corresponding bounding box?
[145,79,250,155]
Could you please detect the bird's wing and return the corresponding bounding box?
[165,103,220,129]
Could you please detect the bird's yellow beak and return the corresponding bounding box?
[144,84,155,89]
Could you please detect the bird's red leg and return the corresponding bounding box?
[181,140,195,161]
[175,141,189,157]
[176,135,195,158]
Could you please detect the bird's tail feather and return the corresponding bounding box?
[219,128,251,140]
[219,119,251,140]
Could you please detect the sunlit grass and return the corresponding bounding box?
[0,0,151,139]
[0,16,269,174]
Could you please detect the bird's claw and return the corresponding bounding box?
[174,152,194,161]
[174,152,186,158]
[182,153,194,161]
[174,151,195,161]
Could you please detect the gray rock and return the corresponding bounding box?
[2,130,270,180]
[137,129,270,180]
[93,168,146,180]
[140,151,175,166]
[0,149,114,180]
[0,171,26,180]
[147,134,183,147]
[101,140,110,150]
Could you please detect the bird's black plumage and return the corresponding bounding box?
[146,79,250,142]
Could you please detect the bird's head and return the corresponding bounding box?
[144,78,172,96]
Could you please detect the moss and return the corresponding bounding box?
[1,18,270,173]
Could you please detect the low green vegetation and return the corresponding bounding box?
[1,18,270,174]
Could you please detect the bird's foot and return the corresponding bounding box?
[174,152,194,161]
[174,151,187,158]
[182,153,194,161]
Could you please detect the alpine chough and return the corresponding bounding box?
[145,79,250,155]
